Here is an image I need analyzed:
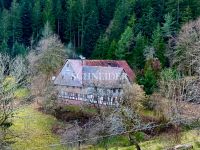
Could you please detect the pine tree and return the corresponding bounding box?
[132,33,146,70]
[32,0,42,41]
[136,7,157,37]
[115,26,133,59]
[54,0,63,36]
[107,40,117,59]
[109,0,135,40]
[165,0,181,26]
[152,24,166,66]
[97,0,116,31]
[152,0,165,23]
[181,6,192,23]
[64,0,82,47]
[138,64,157,95]
[92,35,109,59]
[0,9,10,53]
[161,13,175,38]
[190,0,200,18]
[21,0,33,46]
[83,0,99,57]
[12,41,27,56]
[8,0,23,55]
[42,0,55,31]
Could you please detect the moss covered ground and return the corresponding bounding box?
[9,106,65,150]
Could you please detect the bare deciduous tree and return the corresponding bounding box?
[173,17,200,75]
[0,54,28,147]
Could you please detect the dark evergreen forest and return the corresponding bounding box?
[0,0,200,93]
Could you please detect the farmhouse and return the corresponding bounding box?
[54,59,135,105]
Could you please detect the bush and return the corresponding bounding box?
[142,96,156,111]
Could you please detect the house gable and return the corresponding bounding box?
[54,60,82,87]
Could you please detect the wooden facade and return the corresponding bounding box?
[54,59,134,106]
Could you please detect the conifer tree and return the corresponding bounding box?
[92,35,109,59]
[138,64,157,95]
[161,13,175,38]
[97,0,116,31]
[136,7,157,37]
[0,9,10,53]
[152,24,166,66]
[12,41,27,56]
[181,6,192,23]
[109,0,135,40]
[21,0,33,46]
[42,0,55,31]
[54,0,63,36]
[83,0,99,56]
[115,26,133,60]
[132,33,146,70]
[8,0,23,55]
[107,40,117,59]
[32,0,42,40]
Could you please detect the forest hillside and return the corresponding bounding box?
[0,0,200,150]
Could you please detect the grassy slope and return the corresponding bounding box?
[8,87,200,150]
[9,105,200,150]
[94,130,200,150]
[9,106,64,150]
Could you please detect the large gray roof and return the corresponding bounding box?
[54,59,133,88]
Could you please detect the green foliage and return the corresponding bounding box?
[0,0,200,58]
[53,0,63,35]
[160,68,180,81]
[98,135,130,148]
[92,35,109,59]
[136,7,157,37]
[109,0,135,40]
[14,88,30,100]
[32,0,42,39]
[12,41,27,56]
[97,0,116,31]
[152,24,166,66]
[8,0,23,49]
[115,26,133,59]
[134,132,145,142]
[82,0,99,56]
[107,40,117,59]
[138,60,159,95]
[141,67,157,95]
[132,33,147,70]
[21,0,33,46]
[181,6,193,24]
[161,13,175,38]
[0,9,10,53]
[42,0,55,30]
